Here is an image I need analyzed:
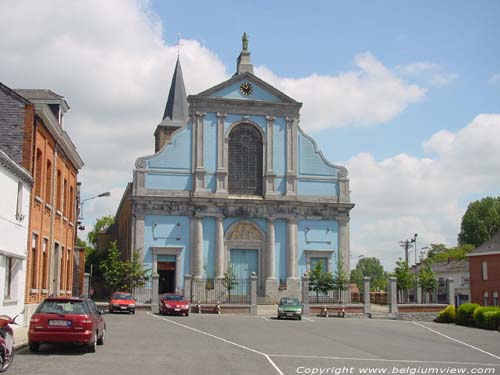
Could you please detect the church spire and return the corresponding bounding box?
[155,57,189,152]
[236,32,253,75]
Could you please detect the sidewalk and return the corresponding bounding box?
[13,325,29,349]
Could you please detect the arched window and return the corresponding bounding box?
[228,124,263,196]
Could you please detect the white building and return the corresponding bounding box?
[0,149,32,326]
[430,259,470,305]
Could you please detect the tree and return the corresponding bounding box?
[222,265,238,303]
[418,264,437,303]
[426,243,474,263]
[99,241,127,292]
[458,196,500,247]
[309,262,335,303]
[350,257,387,291]
[334,256,350,304]
[394,259,414,303]
[125,250,150,293]
[88,215,114,247]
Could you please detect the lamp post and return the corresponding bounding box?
[77,191,111,230]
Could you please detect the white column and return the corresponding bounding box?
[216,113,227,194]
[134,215,145,264]
[215,216,225,278]
[285,117,297,196]
[194,112,206,193]
[192,217,204,278]
[267,219,276,280]
[337,216,350,277]
[287,219,298,279]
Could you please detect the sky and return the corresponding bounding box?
[1,0,499,270]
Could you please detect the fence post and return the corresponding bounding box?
[416,279,422,304]
[83,273,90,298]
[301,273,310,315]
[446,277,455,306]
[389,277,398,314]
[184,274,192,301]
[250,272,257,315]
[151,273,159,314]
[363,277,371,315]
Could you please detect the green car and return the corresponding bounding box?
[277,297,302,320]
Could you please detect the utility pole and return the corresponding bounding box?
[399,240,410,264]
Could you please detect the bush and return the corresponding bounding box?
[436,305,455,323]
[473,307,500,330]
[455,303,480,326]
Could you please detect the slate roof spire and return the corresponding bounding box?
[159,57,188,127]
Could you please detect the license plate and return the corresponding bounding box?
[49,320,71,327]
[174,308,180,311]
[121,306,127,310]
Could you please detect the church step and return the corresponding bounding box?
[368,313,398,320]
[257,304,278,316]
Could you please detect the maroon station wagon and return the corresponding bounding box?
[28,297,106,353]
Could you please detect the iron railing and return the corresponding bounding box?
[191,278,251,304]
[133,278,153,304]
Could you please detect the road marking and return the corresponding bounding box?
[261,316,271,321]
[147,312,284,375]
[268,353,500,367]
[302,317,315,322]
[412,321,500,361]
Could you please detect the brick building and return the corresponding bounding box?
[467,230,500,306]
[0,83,84,318]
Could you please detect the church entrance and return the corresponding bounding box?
[158,261,176,294]
[230,249,258,296]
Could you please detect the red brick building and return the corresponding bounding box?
[0,83,84,315]
[467,230,500,306]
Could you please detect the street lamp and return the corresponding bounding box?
[77,191,111,230]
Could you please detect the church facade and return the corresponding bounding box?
[117,35,354,301]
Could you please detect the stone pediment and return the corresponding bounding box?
[227,222,264,241]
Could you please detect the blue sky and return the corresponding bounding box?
[1,0,499,269]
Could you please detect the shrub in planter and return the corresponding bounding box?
[473,307,500,330]
[436,305,455,323]
[455,303,479,326]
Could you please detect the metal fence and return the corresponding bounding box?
[309,289,342,304]
[191,278,251,304]
[133,278,153,304]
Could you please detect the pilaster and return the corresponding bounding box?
[134,214,145,264]
[192,216,204,278]
[337,216,350,277]
[215,215,225,278]
[285,117,298,196]
[287,218,298,280]
[215,112,228,194]
[265,116,276,196]
[266,218,276,280]
[193,111,206,193]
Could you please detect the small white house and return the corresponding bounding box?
[0,149,32,327]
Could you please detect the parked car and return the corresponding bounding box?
[277,297,302,320]
[109,292,136,314]
[28,297,106,353]
[159,294,190,316]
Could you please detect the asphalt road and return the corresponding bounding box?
[8,311,500,375]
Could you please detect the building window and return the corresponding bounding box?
[494,292,499,307]
[35,148,43,197]
[60,246,65,290]
[45,160,52,202]
[63,178,68,216]
[69,186,74,221]
[482,261,488,281]
[42,238,49,289]
[4,256,13,299]
[66,248,72,291]
[228,124,263,196]
[483,292,489,306]
[310,257,328,272]
[16,182,24,221]
[56,170,62,211]
[30,234,38,289]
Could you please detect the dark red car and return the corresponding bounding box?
[109,292,136,314]
[28,297,106,353]
[159,294,190,316]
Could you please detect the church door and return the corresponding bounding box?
[230,249,258,297]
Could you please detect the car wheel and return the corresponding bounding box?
[97,329,105,345]
[28,342,39,353]
[132,310,135,315]
[277,314,281,320]
[185,312,189,317]
[88,333,97,353]
[298,316,302,320]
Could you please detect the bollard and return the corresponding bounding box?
[197,301,201,314]
[216,301,221,314]
[322,305,328,317]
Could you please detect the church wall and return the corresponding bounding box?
[223,217,267,234]
[203,113,217,173]
[143,215,191,276]
[202,217,216,278]
[212,80,282,103]
[224,114,267,134]
[297,179,338,196]
[274,219,287,284]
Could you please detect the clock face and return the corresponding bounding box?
[239,82,253,96]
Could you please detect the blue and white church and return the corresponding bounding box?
[120,35,354,301]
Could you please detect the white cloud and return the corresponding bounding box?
[349,114,500,269]
[396,61,457,87]
[489,73,500,83]
[255,53,426,131]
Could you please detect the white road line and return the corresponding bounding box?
[302,317,315,322]
[412,321,500,361]
[261,316,270,321]
[268,353,500,367]
[147,312,284,375]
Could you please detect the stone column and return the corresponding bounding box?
[285,117,298,196]
[194,112,206,193]
[192,217,204,278]
[446,278,455,306]
[265,218,278,300]
[184,274,192,301]
[301,273,310,315]
[215,113,227,194]
[363,277,371,315]
[287,219,298,279]
[250,272,258,315]
[265,116,276,195]
[134,215,145,263]
[416,280,422,304]
[215,216,225,278]
[389,277,398,314]
[152,274,159,314]
[337,216,351,303]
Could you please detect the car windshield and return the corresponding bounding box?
[112,293,133,300]
[164,295,184,301]
[38,300,88,314]
[280,298,299,306]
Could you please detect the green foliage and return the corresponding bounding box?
[455,303,480,326]
[418,264,437,294]
[334,255,350,293]
[88,215,114,246]
[309,262,335,299]
[458,196,500,246]
[473,307,500,330]
[394,259,414,292]
[436,305,455,323]
[99,241,127,292]
[426,243,474,263]
[126,250,150,291]
[350,257,387,291]
[222,265,238,293]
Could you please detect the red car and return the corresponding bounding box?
[28,297,106,353]
[109,292,136,314]
[159,294,190,316]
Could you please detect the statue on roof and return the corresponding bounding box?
[242,32,248,52]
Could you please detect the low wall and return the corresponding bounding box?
[191,304,251,314]
[310,304,364,315]
[396,304,447,322]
